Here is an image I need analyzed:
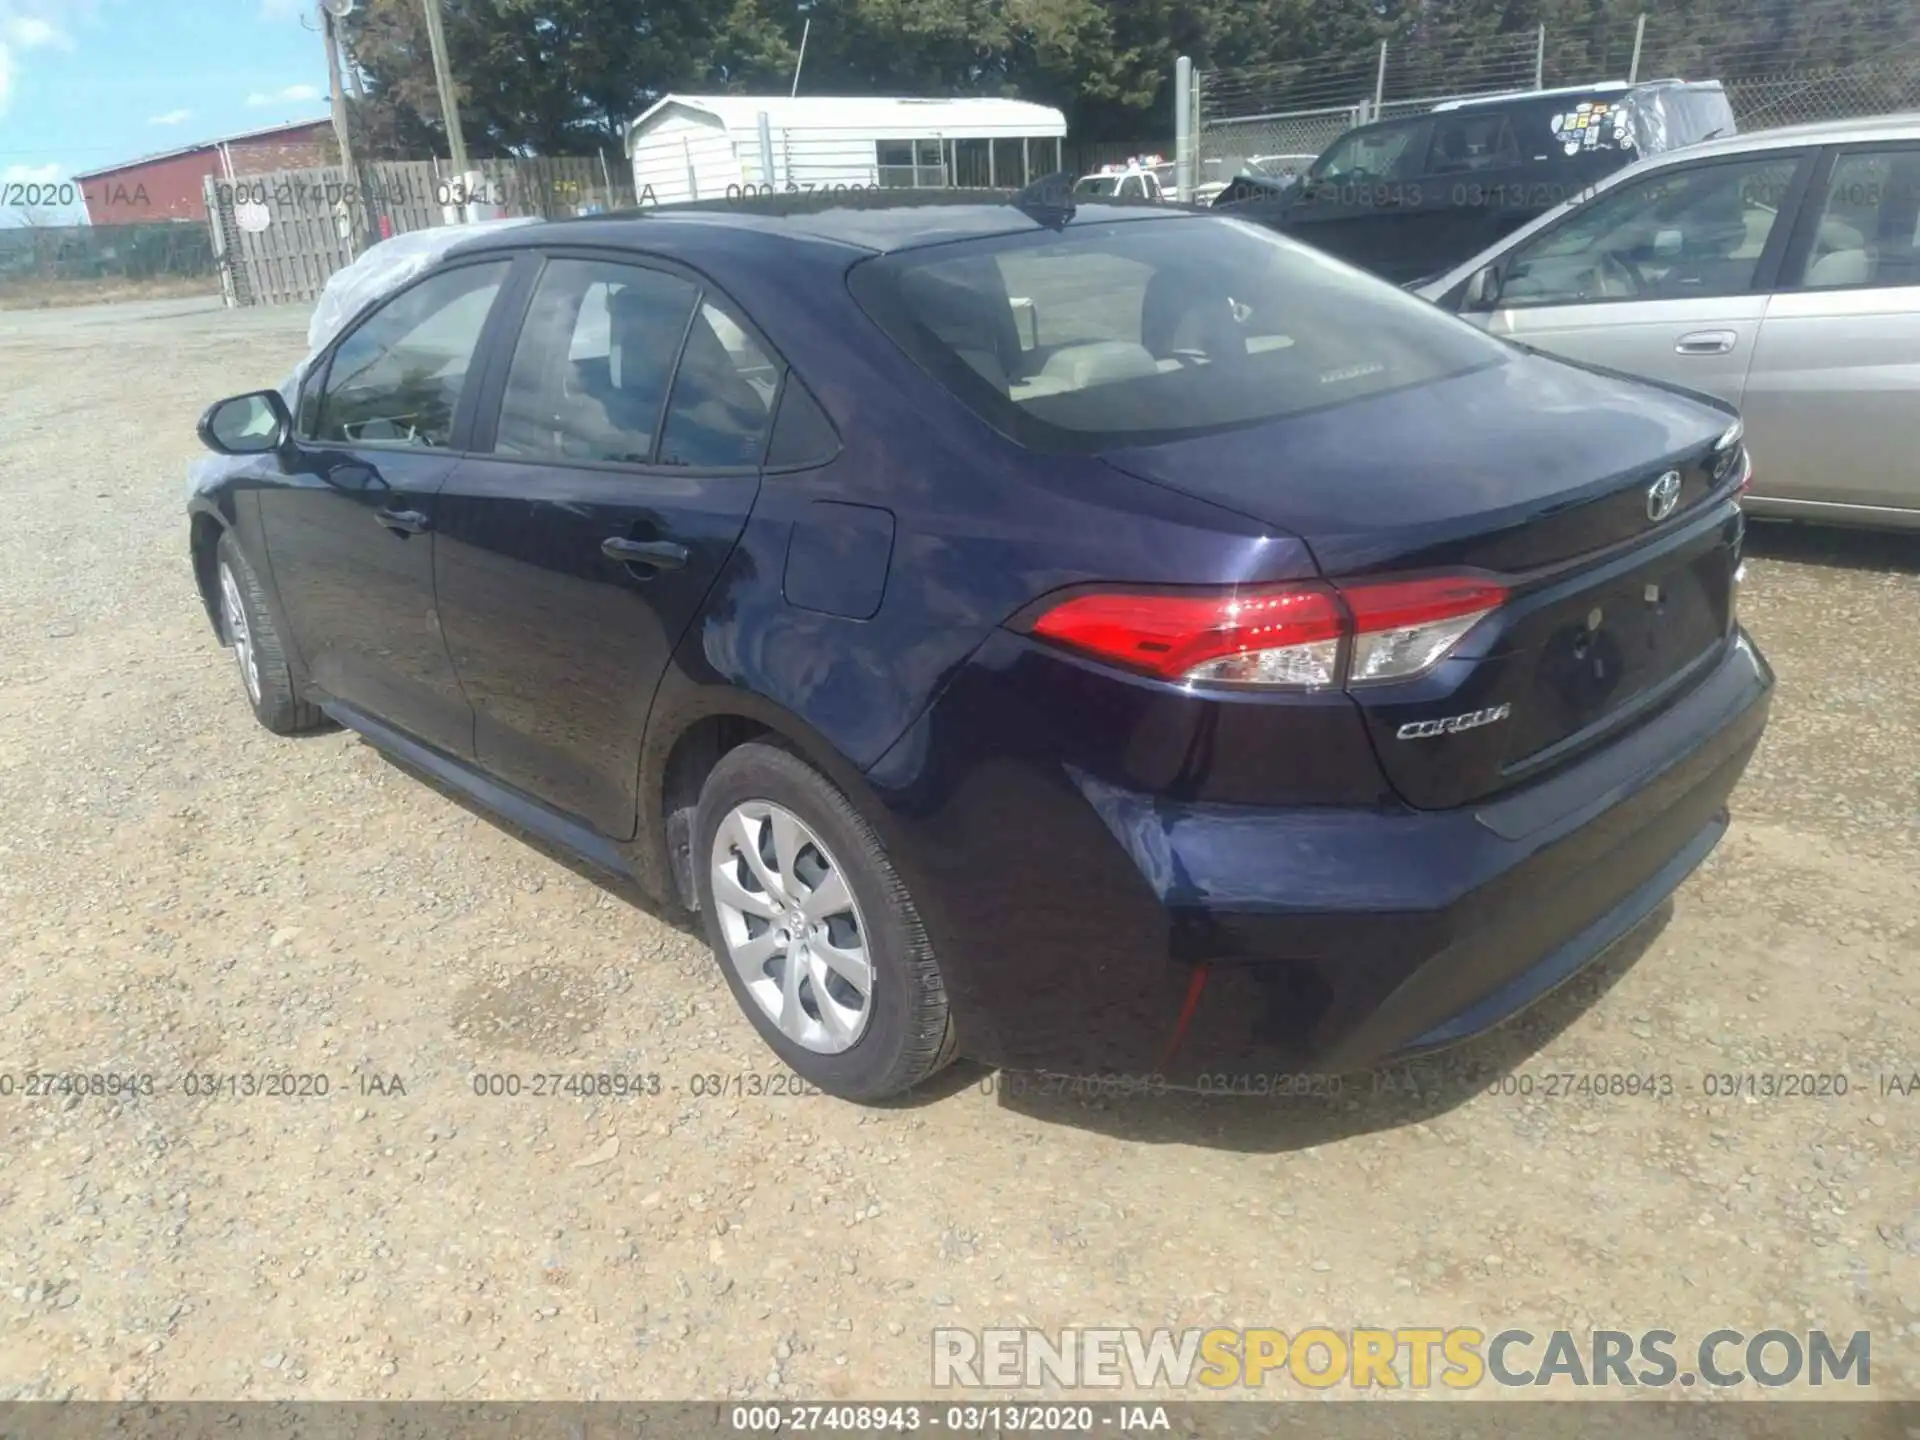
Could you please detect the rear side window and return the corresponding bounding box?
[1426,112,1519,175]
[766,375,839,468]
[492,258,698,465]
[849,215,1508,453]
[1538,95,1636,158]
[657,301,781,468]
[1793,148,1920,290]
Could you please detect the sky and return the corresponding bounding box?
[0,0,330,224]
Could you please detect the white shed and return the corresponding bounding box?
[626,95,1070,205]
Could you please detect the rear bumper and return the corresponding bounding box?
[869,629,1771,1080]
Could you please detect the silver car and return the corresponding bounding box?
[1418,114,1920,530]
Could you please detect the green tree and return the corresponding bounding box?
[343,0,801,159]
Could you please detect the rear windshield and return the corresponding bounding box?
[848,214,1509,452]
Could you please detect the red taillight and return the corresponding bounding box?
[1029,584,1347,686]
[1026,574,1507,691]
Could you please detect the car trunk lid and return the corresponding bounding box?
[1100,352,1746,808]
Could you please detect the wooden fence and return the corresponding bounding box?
[205,156,635,308]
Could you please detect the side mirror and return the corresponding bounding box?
[1462,264,1503,312]
[198,389,292,456]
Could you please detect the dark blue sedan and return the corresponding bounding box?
[188,193,1771,1101]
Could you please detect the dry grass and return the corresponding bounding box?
[0,274,222,310]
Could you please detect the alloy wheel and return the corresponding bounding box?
[709,800,872,1054]
[219,561,261,706]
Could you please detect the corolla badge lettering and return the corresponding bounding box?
[1397,703,1513,740]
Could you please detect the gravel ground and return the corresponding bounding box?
[0,296,1916,1403]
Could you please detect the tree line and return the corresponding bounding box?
[336,0,1917,159]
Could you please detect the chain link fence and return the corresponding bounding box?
[1721,60,1920,129]
[0,222,219,308]
[1198,3,1920,182]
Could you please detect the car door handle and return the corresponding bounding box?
[1675,330,1737,355]
[374,507,431,535]
[602,536,689,571]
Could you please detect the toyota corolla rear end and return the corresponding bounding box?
[848,211,1772,1084]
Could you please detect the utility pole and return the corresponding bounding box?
[321,3,366,251]
[1173,56,1192,202]
[791,17,811,99]
[422,0,470,175]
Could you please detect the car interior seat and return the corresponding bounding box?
[657,307,771,465]
[531,282,692,461]
[903,270,1023,395]
[1140,268,1249,367]
[1432,127,1471,174]
[1871,158,1920,287]
[1657,183,1756,294]
[1806,246,1874,288]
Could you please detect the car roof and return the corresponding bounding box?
[444,190,1183,260]
[1435,80,1635,111]
[1654,110,1920,159]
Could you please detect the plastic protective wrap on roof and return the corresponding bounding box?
[269,218,539,405]
[304,217,538,360]
[1620,81,1739,156]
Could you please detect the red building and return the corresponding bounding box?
[75,118,336,225]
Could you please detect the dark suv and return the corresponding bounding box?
[1220,80,1736,284]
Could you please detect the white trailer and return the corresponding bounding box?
[626,95,1070,205]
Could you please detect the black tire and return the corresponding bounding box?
[214,530,328,736]
[692,742,957,1102]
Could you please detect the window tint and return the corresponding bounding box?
[850,215,1509,453]
[766,375,839,468]
[315,261,507,447]
[1795,149,1920,290]
[1498,156,1799,306]
[1312,122,1425,182]
[1426,113,1518,175]
[492,259,698,465]
[1119,175,1144,199]
[657,301,780,468]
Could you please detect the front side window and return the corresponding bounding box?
[1496,155,1800,307]
[1311,122,1424,182]
[850,214,1509,453]
[1793,148,1920,290]
[314,261,508,447]
[492,258,699,465]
